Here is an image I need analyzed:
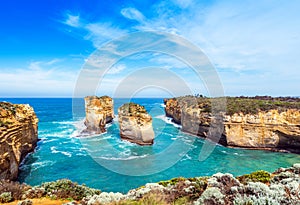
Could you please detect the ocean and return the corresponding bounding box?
[1,98,299,193]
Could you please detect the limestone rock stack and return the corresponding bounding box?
[118,103,154,145]
[84,96,114,134]
[0,102,38,180]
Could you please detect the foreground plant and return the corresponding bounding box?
[1,164,299,205]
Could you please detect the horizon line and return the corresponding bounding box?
[0,95,299,99]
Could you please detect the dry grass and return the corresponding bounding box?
[0,197,71,205]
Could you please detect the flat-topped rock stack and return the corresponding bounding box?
[84,96,114,134]
[118,102,155,145]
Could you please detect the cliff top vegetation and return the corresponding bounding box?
[168,95,300,115]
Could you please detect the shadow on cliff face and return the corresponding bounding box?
[17,154,39,184]
[277,131,300,154]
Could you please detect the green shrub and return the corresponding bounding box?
[0,192,13,203]
[0,102,16,115]
[39,179,101,200]
[171,96,300,115]
[237,170,271,184]
[158,177,186,187]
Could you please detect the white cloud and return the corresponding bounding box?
[122,1,300,95]
[107,64,126,74]
[84,23,126,48]
[45,58,62,65]
[28,61,42,71]
[62,12,127,48]
[121,7,145,23]
[0,59,77,97]
[60,1,300,96]
[173,0,193,9]
[97,67,194,98]
[64,14,80,27]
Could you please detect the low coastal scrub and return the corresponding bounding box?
[0,102,16,116]
[0,179,100,203]
[0,192,13,203]
[172,95,300,115]
[237,170,271,184]
[118,103,148,117]
[40,179,101,200]
[1,164,299,205]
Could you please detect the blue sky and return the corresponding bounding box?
[0,0,300,97]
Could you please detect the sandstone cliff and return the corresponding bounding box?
[84,96,114,134]
[224,109,300,151]
[118,103,154,145]
[164,96,300,153]
[0,102,38,180]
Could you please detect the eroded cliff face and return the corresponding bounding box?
[165,97,224,142]
[224,109,300,150]
[0,102,38,180]
[118,103,154,145]
[164,97,300,152]
[84,96,114,134]
[164,98,182,124]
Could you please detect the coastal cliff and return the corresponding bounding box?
[118,103,154,145]
[0,102,38,180]
[84,96,114,134]
[224,109,300,151]
[164,96,300,153]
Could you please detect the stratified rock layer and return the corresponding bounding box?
[164,97,300,153]
[0,102,38,180]
[84,96,114,134]
[118,103,154,145]
[224,109,300,149]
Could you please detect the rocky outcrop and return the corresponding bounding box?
[165,97,227,145]
[0,102,38,180]
[164,98,182,124]
[164,97,300,153]
[84,96,114,134]
[118,103,154,145]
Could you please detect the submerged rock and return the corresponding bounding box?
[84,96,114,134]
[0,102,38,180]
[118,103,154,145]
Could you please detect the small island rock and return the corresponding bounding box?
[84,96,114,134]
[118,103,154,145]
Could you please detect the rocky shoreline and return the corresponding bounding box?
[0,164,299,204]
[164,96,300,154]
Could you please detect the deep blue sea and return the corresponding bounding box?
[1,98,299,193]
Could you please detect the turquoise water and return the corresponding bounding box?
[1,98,300,193]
